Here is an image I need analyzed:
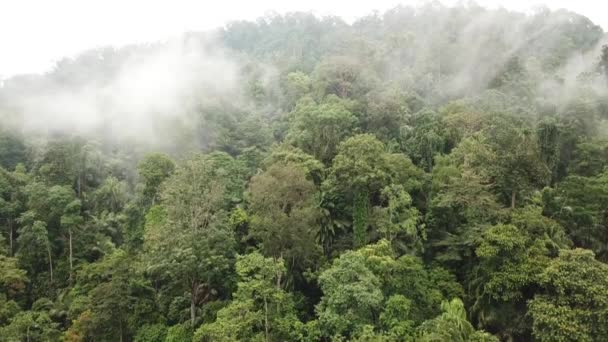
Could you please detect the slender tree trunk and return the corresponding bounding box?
[190,300,196,325]
[69,228,73,282]
[47,243,53,283]
[8,218,13,256]
[511,190,516,209]
[190,282,197,325]
[77,174,82,199]
[264,295,269,342]
[277,253,283,290]
[119,319,124,342]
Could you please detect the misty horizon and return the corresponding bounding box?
[1,0,608,79]
[2,2,607,150]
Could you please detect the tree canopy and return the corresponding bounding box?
[1,3,608,341]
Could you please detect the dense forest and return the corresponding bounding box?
[2,2,608,341]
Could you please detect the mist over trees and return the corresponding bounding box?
[1,2,608,341]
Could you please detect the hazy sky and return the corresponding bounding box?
[1,0,607,78]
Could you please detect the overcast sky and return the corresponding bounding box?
[1,0,607,78]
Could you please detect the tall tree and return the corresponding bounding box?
[16,216,53,285]
[248,163,322,282]
[137,153,175,207]
[600,44,608,85]
[144,153,238,325]
[529,249,608,342]
[60,199,83,281]
[194,252,301,342]
[327,134,421,248]
[417,298,498,342]
[0,166,27,256]
[286,96,357,163]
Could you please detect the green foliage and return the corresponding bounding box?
[92,176,128,214]
[2,5,608,341]
[487,119,550,207]
[65,250,156,341]
[373,184,422,251]
[316,249,383,338]
[284,71,312,109]
[143,153,239,327]
[195,252,301,342]
[0,130,26,171]
[426,151,503,268]
[529,249,608,342]
[465,206,569,339]
[327,134,422,250]
[542,171,608,259]
[263,144,325,184]
[0,309,61,341]
[328,134,390,193]
[165,323,193,342]
[379,295,414,339]
[601,44,608,84]
[0,255,28,296]
[0,294,21,326]
[401,109,446,172]
[316,241,462,339]
[287,96,357,163]
[417,298,498,342]
[570,139,608,177]
[134,323,168,342]
[362,85,411,142]
[353,189,369,248]
[137,153,175,206]
[248,163,322,277]
[16,219,52,286]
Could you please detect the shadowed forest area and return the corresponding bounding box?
[2,2,608,341]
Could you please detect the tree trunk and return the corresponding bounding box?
[47,243,53,283]
[8,219,13,256]
[77,174,82,199]
[119,319,124,342]
[190,300,196,325]
[190,283,197,325]
[511,190,516,209]
[69,229,73,282]
[277,253,283,290]
[264,295,269,342]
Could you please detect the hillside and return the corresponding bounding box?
[1,3,608,341]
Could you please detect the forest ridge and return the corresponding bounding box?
[1,3,608,341]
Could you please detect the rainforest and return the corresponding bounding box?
[1,2,608,341]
